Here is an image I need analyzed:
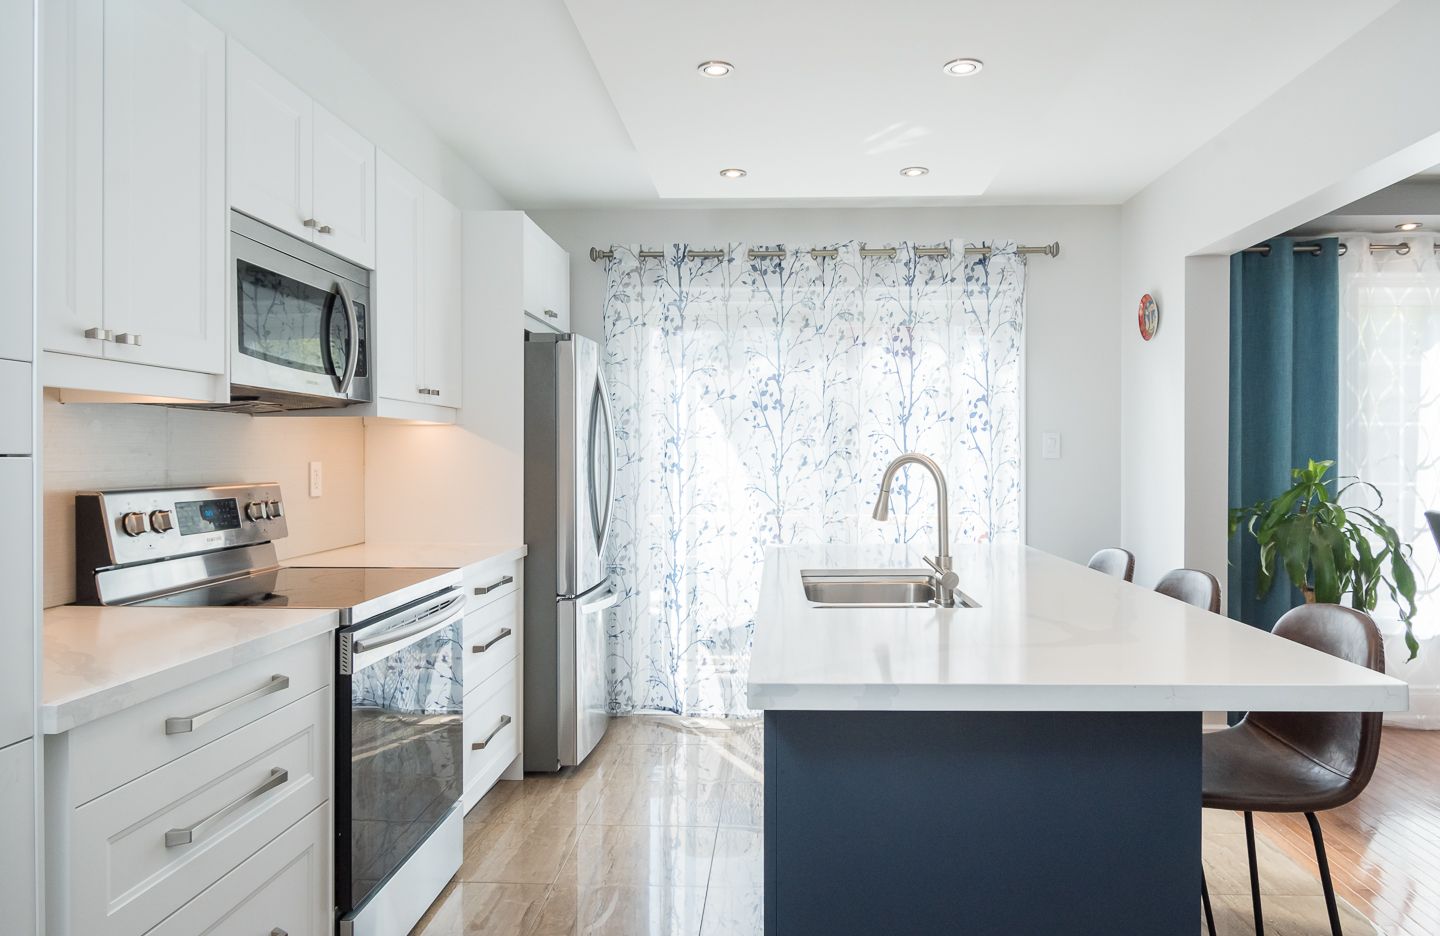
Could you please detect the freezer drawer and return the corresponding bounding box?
[558,582,618,768]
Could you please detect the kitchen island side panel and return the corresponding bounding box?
[764,709,1201,935]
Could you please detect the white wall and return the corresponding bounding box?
[529,206,1123,564]
[181,0,507,211]
[42,394,366,607]
[1118,0,1440,588]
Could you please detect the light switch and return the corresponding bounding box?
[1041,432,1062,460]
[309,461,323,497]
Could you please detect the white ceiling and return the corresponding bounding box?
[294,0,1394,209]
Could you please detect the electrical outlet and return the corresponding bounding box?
[309,461,323,497]
[1042,432,1062,460]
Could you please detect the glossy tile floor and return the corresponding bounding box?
[411,715,1376,935]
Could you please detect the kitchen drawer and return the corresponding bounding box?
[145,805,329,936]
[465,559,519,613]
[66,632,330,804]
[70,688,329,936]
[463,590,519,694]
[463,669,518,798]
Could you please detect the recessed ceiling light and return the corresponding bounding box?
[1396,221,1423,231]
[698,60,734,77]
[719,167,747,178]
[899,166,929,177]
[942,58,984,77]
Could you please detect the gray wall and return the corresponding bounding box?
[529,206,1122,564]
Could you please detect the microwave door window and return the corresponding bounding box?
[236,259,332,376]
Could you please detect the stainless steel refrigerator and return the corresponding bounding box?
[523,332,617,770]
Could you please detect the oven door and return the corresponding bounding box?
[335,588,464,917]
[230,211,373,405]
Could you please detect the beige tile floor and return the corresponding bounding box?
[411,715,1376,936]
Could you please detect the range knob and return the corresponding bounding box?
[245,501,269,522]
[149,509,175,533]
[120,511,148,537]
[266,500,284,519]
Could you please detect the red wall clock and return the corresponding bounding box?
[1137,293,1159,341]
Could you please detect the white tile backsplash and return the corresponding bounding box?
[42,391,365,607]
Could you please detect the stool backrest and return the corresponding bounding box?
[1154,568,1221,613]
[1248,604,1385,793]
[1087,548,1135,582]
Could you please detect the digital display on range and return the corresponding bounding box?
[174,498,241,535]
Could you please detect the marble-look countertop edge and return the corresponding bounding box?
[42,609,338,734]
[284,541,528,574]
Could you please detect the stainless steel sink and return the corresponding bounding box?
[800,569,979,609]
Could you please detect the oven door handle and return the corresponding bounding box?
[349,591,465,666]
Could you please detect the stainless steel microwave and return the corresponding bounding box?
[228,210,372,411]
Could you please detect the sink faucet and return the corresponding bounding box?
[871,452,961,607]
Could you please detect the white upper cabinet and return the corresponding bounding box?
[228,41,376,268]
[375,152,462,414]
[39,0,226,378]
[102,0,226,374]
[375,152,424,406]
[312,104,376,268]
[521,217,570,333]
[423,186,463,405]
[226,40,312,243]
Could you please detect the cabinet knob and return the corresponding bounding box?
[114,332,142,346]
[302,218,318,228]
[83,327,113,341]
[544,309,558,319]
[317,224,333,234]
[271,929,289,936]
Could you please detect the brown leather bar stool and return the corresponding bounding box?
[1086,547,1135,582]
[1154,568,1220,613]
[1199,605,1385,936]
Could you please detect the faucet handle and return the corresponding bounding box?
[922,555,961,591]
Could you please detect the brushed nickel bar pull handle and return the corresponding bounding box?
[474,575,514,596]
[303,218,318,228]
[471,715,512,750]
[317,224,333,234]
[165,767,288,847]
[472,627,513,654]
[113,332,142,346]
[83,326,113,341]
[543,309,558,319]
[271,929,289,936]
[165,674,289,735]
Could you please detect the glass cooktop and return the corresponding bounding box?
[131,565,454,611]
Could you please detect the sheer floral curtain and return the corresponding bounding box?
[600,241,1025,716]
[1338,233,1440,726]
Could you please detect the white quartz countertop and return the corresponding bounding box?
[285,541,526,572]
[746,543,1409,713]
[42,605,337,734]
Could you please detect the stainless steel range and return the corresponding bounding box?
[74,482,465,936]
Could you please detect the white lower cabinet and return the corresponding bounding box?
[0,739,38,936]
[46,634,333,936]
[0,457,35,751]
[461,558,524,810]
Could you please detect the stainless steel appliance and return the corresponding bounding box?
[225,210,373,412]
[74,482,463,936]
[524,332,618,770]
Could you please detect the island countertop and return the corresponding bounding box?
[746,543,1409,713]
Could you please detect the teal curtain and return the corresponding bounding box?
[1228,236,1339,632]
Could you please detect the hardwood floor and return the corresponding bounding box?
[413,715,1385,935]
[1253,727,1440,936]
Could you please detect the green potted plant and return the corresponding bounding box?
[1230,459,1421,658]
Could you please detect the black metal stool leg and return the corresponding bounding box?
[1244,811,1265,935]
[1305,812,1343,936]
[1201,869,1217,936]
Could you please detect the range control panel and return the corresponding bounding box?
[76,482,289,569]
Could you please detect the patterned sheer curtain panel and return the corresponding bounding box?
[600,241,1026,716]
[1338,234,1440,723]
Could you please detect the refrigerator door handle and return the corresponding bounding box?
[576,583,620,614]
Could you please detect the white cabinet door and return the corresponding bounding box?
[1,0,34,363]
[522,218,547,326]
[227,39,313,243]
[0,458,33,750]
[101,0,225,374]
[423,186,463,406]
[312,104,375,268]
[38,0,105,359]
[0,740,37,936]
[546,237,571,333]
[375,152,424,405]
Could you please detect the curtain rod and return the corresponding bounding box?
[1244,242,1435,257]
[587,242,1060,263]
